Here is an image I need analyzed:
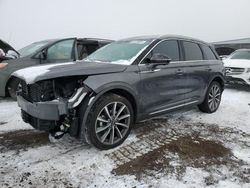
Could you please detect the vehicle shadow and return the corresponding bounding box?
[0,96,15,102]
[225,84,250,92]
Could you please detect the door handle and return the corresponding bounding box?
[206,68,212,71]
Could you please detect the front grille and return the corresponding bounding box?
[19,80,54,102]
[225,67,245,75]
[29,83,43,102]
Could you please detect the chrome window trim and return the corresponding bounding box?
[138,38,208,66]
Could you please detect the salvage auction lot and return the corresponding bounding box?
[0,86,250,187]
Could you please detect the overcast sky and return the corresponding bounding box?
[1,0,250,49]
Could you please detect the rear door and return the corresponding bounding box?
[181,40,210,103]
[138,40,187,116]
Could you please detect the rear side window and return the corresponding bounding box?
[152,40,180,61]
[183,41,203,61]
[201,45,217,60]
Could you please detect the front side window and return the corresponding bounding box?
[183,41,203,61]
[201,45,217,60]
[47,39,74,60]
[229,51,250,60]
[151,40,180,61]
[85,39,153,64]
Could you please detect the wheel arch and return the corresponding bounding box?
[5,76,19,97]
[92,84,139,121]
[78,84,139,141]
[209,75,225,90]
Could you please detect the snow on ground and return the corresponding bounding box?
[0,86,250,188]
[0,99,30,132]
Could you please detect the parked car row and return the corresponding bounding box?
[0,38,113,98]
[10,35,225,149]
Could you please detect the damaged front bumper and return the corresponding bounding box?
[17,87,90,133]
[17,95,68,120]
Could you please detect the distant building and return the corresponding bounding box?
[213,38,250,56]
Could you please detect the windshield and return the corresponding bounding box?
[229,51,250,60]
[18,41,50,57]
[85,39,153,64]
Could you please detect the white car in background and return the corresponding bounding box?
[223,49,250,85]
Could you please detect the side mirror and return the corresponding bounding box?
[37,50,46,60]
[146,53,171,69]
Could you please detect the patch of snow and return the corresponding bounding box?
[0,99,30,133]
[233,149,250,164]
[181,88,250,134]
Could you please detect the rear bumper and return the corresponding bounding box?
[17,95,68,121]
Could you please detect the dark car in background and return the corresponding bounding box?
[0,38,112,98]
[14,35,225,150]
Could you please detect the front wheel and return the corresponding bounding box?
[198,81,222,113]
[83,93,134,150]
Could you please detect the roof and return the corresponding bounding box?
[120,35,208,44]
[213,38,250,45]
[33,37,113,45]
[78,38,114,43]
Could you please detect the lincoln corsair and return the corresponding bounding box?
[13,35,225,150]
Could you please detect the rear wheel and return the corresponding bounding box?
[198,81,222,113]
[7,78,21,100]
[83,93,134,150]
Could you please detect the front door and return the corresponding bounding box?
[138,40,187,116]
[42,39,76,64]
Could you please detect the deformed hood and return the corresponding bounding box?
[0,39,19,55]
[12,61,128,84]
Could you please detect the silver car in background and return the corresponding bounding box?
[223,49,250,85]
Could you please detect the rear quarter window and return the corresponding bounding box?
[201,45,217,60]
[183,41,203,61]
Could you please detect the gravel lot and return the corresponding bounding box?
[0,86,250,188]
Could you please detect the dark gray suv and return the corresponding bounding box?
[14,35,225,150]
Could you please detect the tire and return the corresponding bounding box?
[198,81,222,113]
[7,78,20,100]
[82,93,134,150]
